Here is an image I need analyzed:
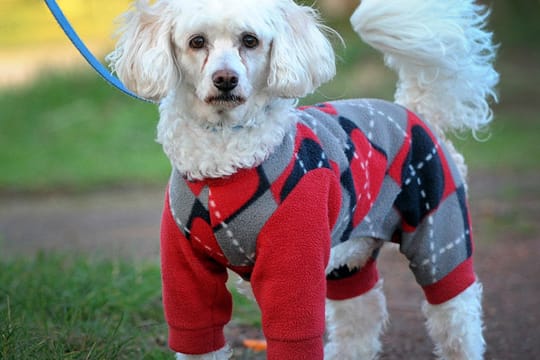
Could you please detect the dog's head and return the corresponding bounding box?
[107,0,336,112]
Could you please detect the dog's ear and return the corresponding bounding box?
[267,3,336,98]
[106,0,179,101]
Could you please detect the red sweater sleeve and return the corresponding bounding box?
[251,169,341,360]
[160,190,232,355]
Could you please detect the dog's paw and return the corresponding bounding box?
[175,344,233,360]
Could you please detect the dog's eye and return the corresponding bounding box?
[242,34,259,49]
[189,35,206,49]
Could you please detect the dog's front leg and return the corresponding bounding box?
[423,281,485,360]
[325,280,388,360]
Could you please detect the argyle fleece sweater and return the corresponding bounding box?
[160,99,476,359]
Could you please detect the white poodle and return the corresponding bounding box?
[107,0,498,359]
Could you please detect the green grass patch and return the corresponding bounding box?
[0,71,170,192]
[0,254,169,359]
[0,253,261,359]
[451,112,540,170]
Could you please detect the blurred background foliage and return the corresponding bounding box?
[0,0,539,192]
[0,0,129,48]
[2,0,538,48]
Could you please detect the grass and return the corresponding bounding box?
[0,71,170,192]
[0,254,169,359]
[0,253,260,359]
[451,113,540,171]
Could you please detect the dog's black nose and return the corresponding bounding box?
[212,70,239,91]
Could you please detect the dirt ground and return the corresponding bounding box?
[1,169,539,359]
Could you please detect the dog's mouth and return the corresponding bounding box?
[205,93,246,108]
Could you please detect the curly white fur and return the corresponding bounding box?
[157,91,296,179]
[423,282,485,360]
[325,280,388,360]
[352,0,499,180]
[351,0,499,136]
[352,0,499,136]
[107,0,497,358]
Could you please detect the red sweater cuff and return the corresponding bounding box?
[327,259,379,300]
[266,336,323,360]
[423,257,476,305]
[168,325,226,355]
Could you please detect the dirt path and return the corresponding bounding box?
[0,187,163,260]
[1,169,539,359]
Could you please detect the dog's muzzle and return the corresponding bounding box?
[206,70,246,107]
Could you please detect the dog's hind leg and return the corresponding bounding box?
[325,280,388,360]
[423,281,485,360]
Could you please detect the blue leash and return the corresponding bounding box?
[44,0,153,103]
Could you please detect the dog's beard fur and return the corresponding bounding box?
[205,93,246,108]
[157,90,296,180]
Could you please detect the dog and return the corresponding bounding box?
[107,0,499,358]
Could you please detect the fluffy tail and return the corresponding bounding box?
[350,0,499,137]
